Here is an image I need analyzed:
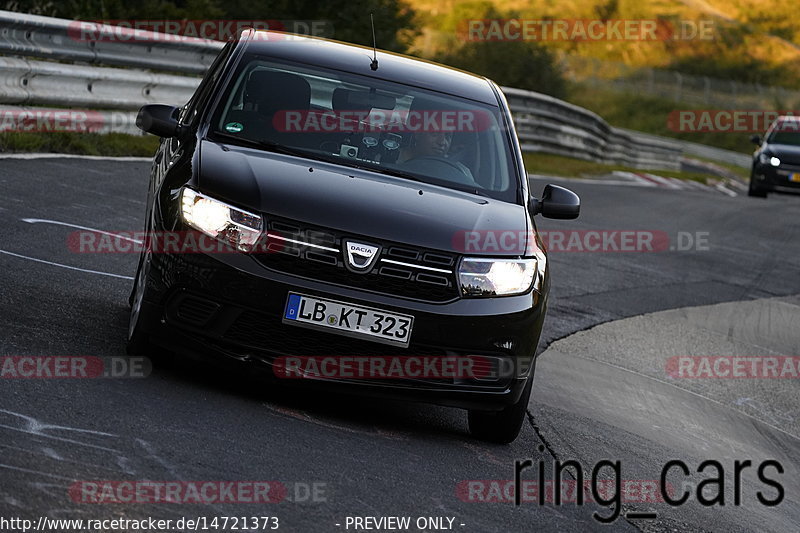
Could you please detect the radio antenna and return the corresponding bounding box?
[369,13,379,70]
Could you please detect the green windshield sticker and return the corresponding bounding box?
[224,122,243,133]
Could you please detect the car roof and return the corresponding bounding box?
[240,30,500,106]
[768,115,800,135]
[770,115,800,126]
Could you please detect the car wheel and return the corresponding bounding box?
[748,172,767,198]
[127,250,155,356]
[127,251,145,308]
[468,371,534,444]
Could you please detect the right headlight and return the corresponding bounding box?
[180,188,263,252]
[458,257,542,297]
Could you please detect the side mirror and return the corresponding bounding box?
[750,134,762,145]
[530,184,580,219]
[136,104,181,138]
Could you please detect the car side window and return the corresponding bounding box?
[180,41,235,127]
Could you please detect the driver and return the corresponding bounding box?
[398,131,453,162]
[398,130,475,182]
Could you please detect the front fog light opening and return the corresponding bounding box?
[181,188,264,252]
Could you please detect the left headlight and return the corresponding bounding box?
[458,257,541,297]
[181,188,263,252]
[759,153,781,167]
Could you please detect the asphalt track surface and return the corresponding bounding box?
[0,157,799,532]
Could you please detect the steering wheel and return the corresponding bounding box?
[402,155,478,186]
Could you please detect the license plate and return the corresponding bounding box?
[790,173,800,182]
[283,293,414,347]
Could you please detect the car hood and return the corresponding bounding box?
[765,143,800,163]
[197,140,529,255]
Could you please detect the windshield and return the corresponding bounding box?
[208,54,519,202]
[768,131,800,145]
[767,121,800,145]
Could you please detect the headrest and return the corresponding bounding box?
[245,70,311,116]
[332,88,371,113]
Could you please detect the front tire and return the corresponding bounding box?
[748,171,768,198]
[127,250,155,356]
[468,370,534,444]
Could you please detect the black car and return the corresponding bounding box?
[129,29,580,443]
[749,116,800,197]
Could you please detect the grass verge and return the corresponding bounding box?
[565,85,755,155]
[687,155,751,180]
[523,152,719,184]
[0,132,159,157]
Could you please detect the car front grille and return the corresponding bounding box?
[251,217,460,303]
[777,154,800,166]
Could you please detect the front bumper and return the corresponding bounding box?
[139,249,548,411]
[752,162,800,192]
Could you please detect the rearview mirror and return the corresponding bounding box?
[346,90,396,110]
[750,134,762,145]
[530,184,580,219]
[136,104,181,138]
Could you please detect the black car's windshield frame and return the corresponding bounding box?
[204,53,521,203]
[767,129,800,146]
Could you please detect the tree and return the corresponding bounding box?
[193,0,417,52]
[0,0,223,19]
[2,0,417,53]
[435,40,567,98]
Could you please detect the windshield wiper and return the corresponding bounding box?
[211,132,492,198]
[378,166,491,197]
[252,138,318,158]
[326,159,427,183]
[212,132,319,159]
[369,166,426,183]
[449,184,492,198]
[353,164,492,198]
[381,168,493,198]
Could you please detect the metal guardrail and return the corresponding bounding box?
[0,10,222,74]
[504,87,682,170]
[0,9,749,170]
[615,128,752,169]
[0,56,199,110]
